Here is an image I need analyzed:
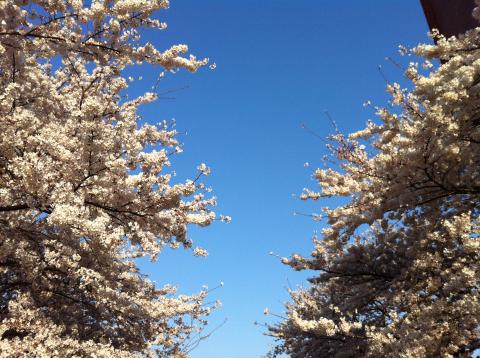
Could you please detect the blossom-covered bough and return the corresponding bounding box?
[0,1,217,356]
[269,4,480,358]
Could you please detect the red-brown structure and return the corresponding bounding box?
[420,0,477,37]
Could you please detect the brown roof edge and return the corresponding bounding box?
[419,0,478,39]
[419,0,440,34]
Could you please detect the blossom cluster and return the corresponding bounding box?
[0,1,216,356]
[269,2,480,357]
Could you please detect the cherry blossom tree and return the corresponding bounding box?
[269,5,480,358]
[0,1,218,356]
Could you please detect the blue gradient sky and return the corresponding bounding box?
[130,1,430,357]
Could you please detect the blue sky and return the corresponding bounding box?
[129,1,431,357]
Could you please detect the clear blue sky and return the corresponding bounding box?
[129,1,430,357]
